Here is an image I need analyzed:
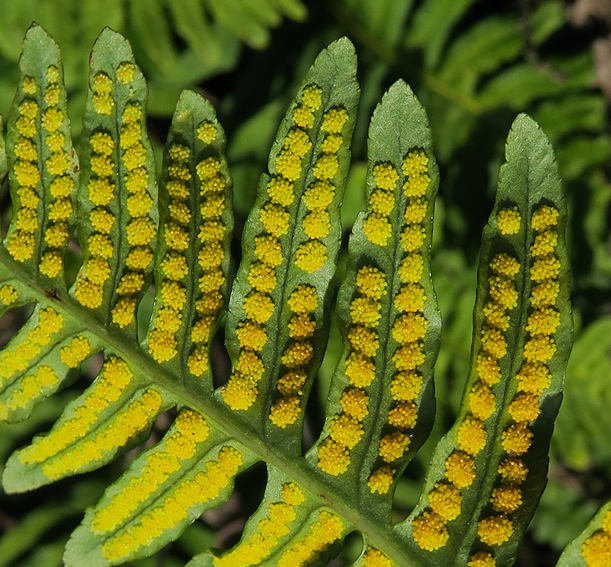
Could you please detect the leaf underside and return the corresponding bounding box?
[0,23,576,567]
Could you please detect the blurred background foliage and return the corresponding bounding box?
[1,0,611,566]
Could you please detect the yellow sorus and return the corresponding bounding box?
[317,438,350,475]
[269,395,301,428]
[276,511,344,567]
[288,314,316,338]
[313,154,339,180]
[457,416,487,455]
[288,285,318,313]
[222,376,258,410]
[44,222,69,248]
[582,532,611,567]
[196,157,221,180]
[85,257,111,285]
[200,195,225,220]
[469,382,496,420]
[254,236,283,267]
[490,253,520,278]
[148,328,178,362]
[88,233,114,259]
[379,432,410,462]
[390,371,422,402]
[0,285,18,306]
[260,204,290,238]
[362,547,393,567]
[236,322,268,351]
[46,151,71,175]
[126,217,155,246]
[329,414,364,448]
[235,350,265,380]
[112,297,137,327]
[531,230,558,257]
[401,225,426,252]
[197,121,217,144]
[392,313,428,344]
[490,484,522,513]
[17,187,39,209]
[7,230,36,261]
[60,336,92,368]
[46,131,65,153]
[322,108,349,134]
[48,199,73,222]
[301,85,322,110]
[199,271,225,294]
[160,252,187,279]
[93,72,113,93]
[45,85,61,106]
[395,284,426,314]
[18,100,38,119]
[126,168,149,193]
[444,451,476,489]
[295,240,327,273]
[355,265,387,299]
[267,177,295,207]
[16,115,37,138]
[50,175,74,198]
[199,243,224,270]
[196,294,222,317]
[127,192,153,218]
[281,341,313,368]
[117,272,145,295]
[15,208,39,232]
[14,137,37,161]
[155,307,183,334]
[370,190,395,216]
[46,65,60,83]
[531,205,559,231]
[22,76,37,94]
[42,108,63,132]
[467,552,496,567]
[284,128,312,157]
[481,327,507,360]
[123,103,142,124]
[74,280,103,308]
[363,213,392,246]
[531,256,561,282]
[402,150,428,176]
[387,402,417,429]
[123,145,147,172]
[241,292,274,325]
[368,466,395,495]
[404,198,427,224]
[498,457,528,484]
[476,354,501,386]
[483,302,510,331]
[412,511,449,551]
[428,482,462,521]
[248,262,277,293]
[14,160,41,188]
[339,388,369,420]
[477,515,513,546]
[488,276,518,309]
[502,422,533,455]
[201,175,225,195]
[497,207,521,235]
[2,366,58,413]
[530,280,560,308]
[345,352,375,388]
[191,317,214,344]
[304,180,334,210]
[117,62,136,84]
[372,163,399,191]
[516,362,551,395]
[120,123,141,150]
[523,335,556,363]
[89,208,114,234]
[303,211,331,239]
[392,343,426,371]
[278,369,307,395]
[88,178,115,206]
[275,150,302,181]
[39,251,63,278]
[348,326,379,357]
[93,93,114,115]
[398,254,424,283]
[321,134,343,154]
[90,131,114,156]
[526,307,560,336]
[293,105,314,129]
[350,297,381,327]
[508,393,541,422]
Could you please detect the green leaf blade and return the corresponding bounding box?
[400,114,571,567]
[145,89,232,390]
[71,28,157,332]
[221,38,360,450]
